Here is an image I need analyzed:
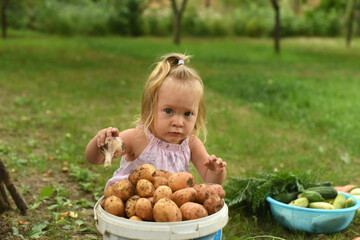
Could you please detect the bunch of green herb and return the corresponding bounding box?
[224,171,330,216]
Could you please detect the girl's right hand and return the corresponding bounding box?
[96,127,119,148]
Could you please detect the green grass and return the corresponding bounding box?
[1,31,360,239]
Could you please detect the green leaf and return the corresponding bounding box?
[56,219,68,225]
[29,200,41,210]
[75,220,84,227]
[12,226,19,235]
[29,220,49,239]
[47,204,60,210]
[80,227,93,232]
[39,187,55,199]
[62,225,73,230]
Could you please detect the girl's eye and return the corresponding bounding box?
[184,112,192,117]
[165,109,173,114]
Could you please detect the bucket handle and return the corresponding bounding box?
[170,224,200,238]
[94,198,99,222]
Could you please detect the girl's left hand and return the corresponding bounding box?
[204,154,227,175]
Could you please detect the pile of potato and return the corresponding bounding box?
[100,164,225,222]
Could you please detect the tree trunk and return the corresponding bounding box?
[173,13,181,45]
[170,0,188,45]
[0,184,11,213]
[205,0,211,8]
[0,0,9,39]
[0,159,28,215]
[270,0,280,54]
[346,0,357,48]
[291,0,302,16]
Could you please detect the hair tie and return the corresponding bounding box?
[178,60,184,65]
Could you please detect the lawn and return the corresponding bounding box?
[0,32,360,239]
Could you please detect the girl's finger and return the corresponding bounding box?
[106,127,114,139]
[98,131,106,147]
[112,128,119,136]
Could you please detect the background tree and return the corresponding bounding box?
[170,0,188,45]
[0,0,9,38]
[345,0,357,48]
[126,0,145,37]
[205,0,211,8]
[270,0,280,53]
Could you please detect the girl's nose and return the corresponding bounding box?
[172,116,184,127]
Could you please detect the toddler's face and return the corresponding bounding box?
[153,83,198,144]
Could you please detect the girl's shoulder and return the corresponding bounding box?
[188,135,204,149]
[120,128,147,141]
[120,128,149,157]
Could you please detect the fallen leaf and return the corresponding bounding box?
[17,220,30,225]
[58,212,70,219]
[69,211,78,218]
[43,170,53,177]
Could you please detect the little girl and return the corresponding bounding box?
[85,53,226,188]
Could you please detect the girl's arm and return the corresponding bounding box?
[189,136,227,184]
[85,127,139,165]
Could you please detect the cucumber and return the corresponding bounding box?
[289,197,309,208]
[298,191,323,202]
[332,193,346,209]
[305,186,338,200]
[345,197,355,208]
[350,188,360,195]
[353,195,360,201]
[309,202,334,210]
[273,192,298,204]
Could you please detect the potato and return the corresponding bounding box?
[194,183,225,203]
[152,170,173,179]
[171,187,197,207]
[113,179,135,201]
[128,164,156,185]
[129,216,143,221]
[136,179,155,198]
[207,183,226,198]
[168,172,195,192]
[104,195,125,217]
[147,197,154,206]
[153,186,173,204]
[153,198,182,222]
[135,198,153,221]
[104,183,116,198]
[152,176,168,189]
[180,202,208,220]
[100,197,106,209]
[125,195,140,218]
[193,184,208,203]
[203,193,224,215]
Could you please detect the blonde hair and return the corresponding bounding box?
[136,53,207,141]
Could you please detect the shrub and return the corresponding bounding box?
[143,8,172,36]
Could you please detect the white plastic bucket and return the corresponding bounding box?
[94,196,228,240]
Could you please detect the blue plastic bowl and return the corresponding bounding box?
[266,191,360,234]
